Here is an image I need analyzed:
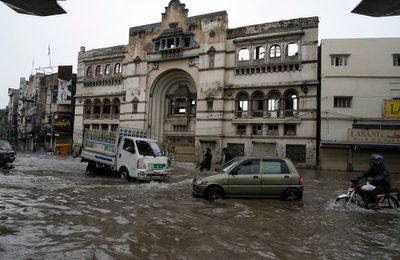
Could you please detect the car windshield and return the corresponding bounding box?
[136,140,163,156]
[221,157,241,173]
[0,140,12,150]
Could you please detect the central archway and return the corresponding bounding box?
[149,69,197,162]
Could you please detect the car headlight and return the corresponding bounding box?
[194,178,202,185]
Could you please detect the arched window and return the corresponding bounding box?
[84,100,92,119]
[102,99,111,118]
[112,98,120,119]
[287,42,299,57]
[86,67,92,77]
[238,48,250,61]
[93,99,101,119]
[95,65,102,76]
[114,63,122,74]
[104,64,111,75]
[252,92,264,117]
[284,90,298,117]
[236,92,249,118]
[253,46,265,60]
[269,45,281,58]
[267,91,281,118]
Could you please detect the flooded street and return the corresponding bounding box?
[1,153,400,259]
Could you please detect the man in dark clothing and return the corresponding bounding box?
[356,154,391,207]
[222,147,233,164]
[200,148,212,172]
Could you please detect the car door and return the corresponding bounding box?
[228,159,261,195]
[260,159,293,196]
[117,138,137,175]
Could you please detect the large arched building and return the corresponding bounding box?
[73,0,319,168]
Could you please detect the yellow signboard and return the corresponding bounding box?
[384,99,400,119]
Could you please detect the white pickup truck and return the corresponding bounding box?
[81,127,170,181]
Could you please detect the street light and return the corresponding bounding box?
[23,98,53,152]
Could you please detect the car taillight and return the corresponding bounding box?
[137,158,146,169]
[299,176,304,185]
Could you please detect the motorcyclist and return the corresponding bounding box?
[355,154,391,208]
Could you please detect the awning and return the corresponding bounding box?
[321,141,400,151]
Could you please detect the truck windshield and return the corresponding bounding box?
[136,140,163,156]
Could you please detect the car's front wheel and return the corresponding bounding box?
[283,188,302,201]
[204,187,224,201]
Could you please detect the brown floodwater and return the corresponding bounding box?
[1,153,399,259]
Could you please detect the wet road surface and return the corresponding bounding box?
[1,153,400,259]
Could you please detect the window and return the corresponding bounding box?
[111,124,118,131]
[287,42,298,57]
[252,124,263,135]
[92,124,99,130]
[235,159,260,175]
[334,96,352,108]
[123,139,135,153]
[253,46,265,60]
[284,124,296,136]
[84,100,92,119]
[286,145,306,163]
[237,124,246,135]
[174,98,187,114]
[237,93,249,117]
[132,99,138,113]
[95,65,102,76]
[83,124,90,130]
[112,98,120,119]
[86,66,92,77]
[284,90,298,117]
[114,63,122,74]
[267,124,278,136]
[261,159,289,174]
[238,48,250,61]
[206,99,213,111]
[331,55,348,66]
[208,47,216,68]
[252,92,264,117]
[267,92,280,118]
[101,124,109,131]
[105,64,111,75]
[393,54,400,66]
[269,45,281,58]
[102,99,111,118]
[93,99,101,119]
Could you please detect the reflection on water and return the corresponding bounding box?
[0,154,399,259]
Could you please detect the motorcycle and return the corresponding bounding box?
[336,179,399,209]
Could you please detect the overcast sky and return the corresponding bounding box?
[0,0,399,108]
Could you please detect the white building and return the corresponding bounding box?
[73,0,319,168]
[320,38,400,172]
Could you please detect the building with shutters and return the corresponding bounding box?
[73,0,319,168]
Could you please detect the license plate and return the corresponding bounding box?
[153,164,165,169]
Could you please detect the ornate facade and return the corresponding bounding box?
[73,0,319,168]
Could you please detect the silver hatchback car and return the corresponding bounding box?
[192,156,304,201]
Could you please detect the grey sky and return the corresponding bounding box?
[0,0,399,108]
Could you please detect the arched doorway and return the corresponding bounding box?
[149,69,197,162]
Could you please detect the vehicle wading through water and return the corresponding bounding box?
[81,127,170,181]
